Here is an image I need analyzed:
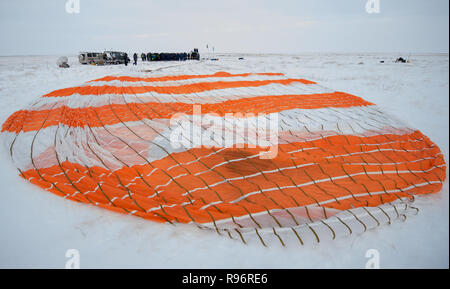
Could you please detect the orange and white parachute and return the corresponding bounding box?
[1,71,446,246]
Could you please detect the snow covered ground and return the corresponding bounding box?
[0,53,448,268]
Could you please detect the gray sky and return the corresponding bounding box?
[0,0,448,55]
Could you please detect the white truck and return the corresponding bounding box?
[78,52,105,65]
[79,51,128,65]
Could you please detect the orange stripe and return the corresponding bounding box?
[89,72,285,83]
[158,131,434,167]
[147,147,444,201]
[147,133,441,178]
[150,151,444,197]
[21,162,444,224]
[132,182,442,224]
[2,92,373,133]
[165,132,439,168]
[43,78,316,97]
[18,132,446,224]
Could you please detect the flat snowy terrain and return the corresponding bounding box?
[0,53,448,268]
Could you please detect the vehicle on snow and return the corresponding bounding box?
[57,56,70,68]
[78,52,105,65]
[103,51,128,64]
[189,48,200,60]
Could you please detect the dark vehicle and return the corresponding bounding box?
[395,57,407,63]
[104,51,128,65]
[189,48,200,60]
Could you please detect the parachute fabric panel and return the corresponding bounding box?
[1,71,446,247]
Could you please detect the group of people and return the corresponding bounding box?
[122,53,140,66]
[123,51,200,66]
[137,52,192,63]
[145,52,189,61]
[120,53,140,66]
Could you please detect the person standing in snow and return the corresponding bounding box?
[141,53,146,62]
[124,53,129,66]
[133,53,138,65]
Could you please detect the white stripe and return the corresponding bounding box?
[87,74,288,87]
[154,173,188,190]
[146,200,192,213]
[167,147,228,171]
[73,175,86,184]
[35,82,329,109]
[8,105,420,172]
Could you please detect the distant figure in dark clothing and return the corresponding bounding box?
[124,53,129,66]
[133,53,138,65]
[141,53,146,61]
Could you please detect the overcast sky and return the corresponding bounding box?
[0,0,448,55]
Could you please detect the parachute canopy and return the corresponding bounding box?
[1,71,446,246]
